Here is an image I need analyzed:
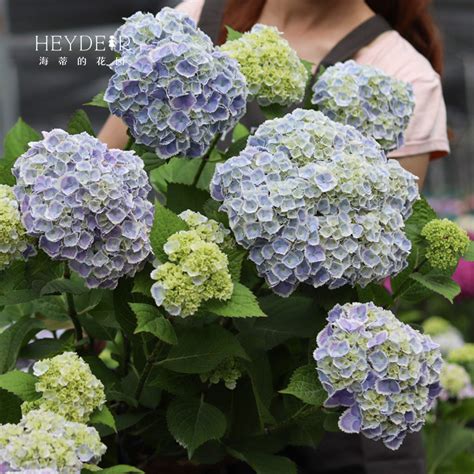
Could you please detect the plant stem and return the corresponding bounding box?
[135,341,163,401]
[191,134,221,187]
[388,258,428,306]
[63,264,83,343]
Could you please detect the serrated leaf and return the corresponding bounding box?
[84,466,143,474]
[463,241,474,262]
[0,370,39,401]
[0,389,22,423]
[90,405,116,432]
[148,368,200,397]
[410,272,460,303]
[130,303,177,345]
[67,109,95,136]
[20,338,71,360]
[203,283,266,318]
[228,449,297,474]
[167,398,226,458]
[34,296,68,320]
[166,183,210,214]
[150,201,188,261]
[40,278,88,296]
[0,290,39,306]
[0,118,41,186]
[113,278,136,334]
[132,269,153,297]
[0,317,43,374]
[280,365,325,406]
[224,246,245,282]
[160,325,248,374]
[405,196,437,244]
[225,25,243,41]
[85,91,108,108]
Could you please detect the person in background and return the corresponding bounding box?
[99,1,449,472]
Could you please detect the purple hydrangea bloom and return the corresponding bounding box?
[105,8,248,159]
[314,302,442,450]
[311,60,415,151]
[211,109,419,296]
[13,129,153,289]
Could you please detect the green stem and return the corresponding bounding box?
[264,405,319,435]
[64,264,83,343]
[389,258,428,305]
[135,341,163,401]
[192,134,221,187]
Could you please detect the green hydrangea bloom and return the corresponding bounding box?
[448,343,474,364]
[201,357,243,390]
[421,218,470,270]
[151,215,233,317]
[0,409,106,472]
[22,352,106,423]
[422,316,453,336]
[0,184,34,270]
[221,24,309,106]
[440,362,471,397]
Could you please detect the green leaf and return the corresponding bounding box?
[90,405,116,432]
[463,241,474,262]
[0,290,39,306]
[40,278,88,296]
[280,365,326,407]
[113,278,136,334]
[356,283,393,308]
[34,296,68,320]
[228,449,297,474]
[203,283,266,318]
[20,337,72,360]
[67,109,95,136]
[130,303,177,345]
[225,136,248,159]
[301,59,314,76]
[260,103,288,120]
[160,325,248,374]
[150,201,188,261]
[0,317,43,374]
[166,183,210,214]
[224,246,246,282]
[0,370,39,401]
[0,118,41,185]
[85,91,108,108]
[84,466,144,474]
[148,368,200,397]
[410,272,461,303]
[232,123,249,142]
[0,388,22,423]
[225,25,243,41]
[323,411,340,432]
[167,398,227,458]
[132,268,153,297]
[405,196,437,244]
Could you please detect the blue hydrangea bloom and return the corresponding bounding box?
[105,8,248,159]
[314,302,442,450]
[211,109,419,296]
[13,129,153,289]
[311,60,415,151]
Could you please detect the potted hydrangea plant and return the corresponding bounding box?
[0,7,473,474]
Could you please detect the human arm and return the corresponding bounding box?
[394,153,430,189]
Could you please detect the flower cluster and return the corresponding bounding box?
[13,129,153,289]
[421,218,470,270]
[0,185,35,271]
[314,302,442,450]
[151,211,233,317]
[201,357,243,390]
[311,60,415,151]
[0,409,106,473]
[422,316,464,355]
[447,343,474,365]
[211,109,419,296]
[439,363,473,399]
[221,24,308,106]
[105,8,247,159]
[22,352,105,423]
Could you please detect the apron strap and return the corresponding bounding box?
[197,0,227,44]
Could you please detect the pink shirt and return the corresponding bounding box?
[176,0,450,160]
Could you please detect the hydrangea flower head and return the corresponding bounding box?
[220,24,308,106]
[422,316,464,355]
[440,362,471,398]
[311,60,415,151]
[421,218,470,270]
[200,357,243,390]
[151,214,233,317]
[0,409,105,473]
[0,185,35,270]
[448,343,474,365]
[211,109,419,296]
[13,129,153,289]
[314,302,442,450]
[105,8,247,159]
[22,352,105,423]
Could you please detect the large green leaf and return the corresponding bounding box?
[40,278,88,296]
[167,398,227,458]
[203,283,266,318]
[130,303,177,345]
[148,368,200,397]
[0,317,43,373]
[84,91,108,108]
[280,365,326,407]
[113,278,137,334]
[67,109,95,136]
[0,370,39,401]
[463,241,474,261]
[160,326,247,374]
[90,405,117,432]
[149,201,188,261]
[410,272,461,303]
[228,449,297,474]
[166,183,210,214]
[225,26,243,41]
[34,296,68,320]
[0,388,22,423]
[405,196,437,245]
[224,246,246,282]
[0,118,41,185]
[84,466,143,474]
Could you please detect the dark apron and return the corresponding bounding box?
[198,2,427,473]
